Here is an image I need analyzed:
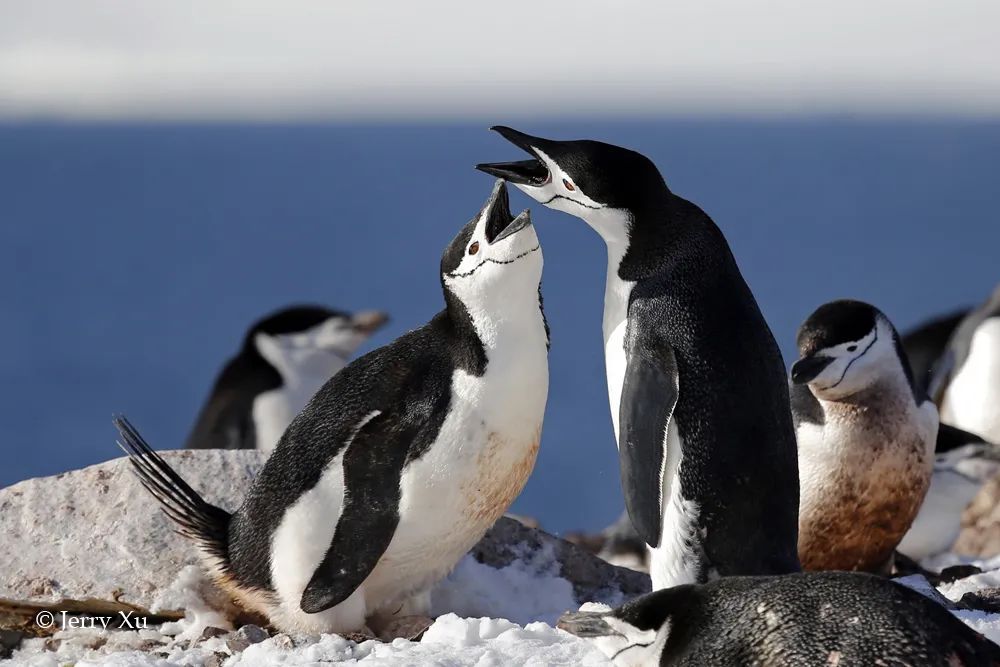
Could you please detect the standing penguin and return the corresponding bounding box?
[478,128,800,589]
[932,283,1000,443]
[789,300,937,572]
[186,306,388,453]
[558,572,1000,666]
[116,180,549,634]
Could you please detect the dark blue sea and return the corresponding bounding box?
[1,119,998,534]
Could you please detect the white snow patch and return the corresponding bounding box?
[430,545,578,626]
[152,565,232,642]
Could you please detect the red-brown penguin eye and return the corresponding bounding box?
[469,241,480,255]
[563,179,575,191]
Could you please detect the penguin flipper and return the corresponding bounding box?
[618,337,679,548]
[299,411,412,614]
[936,422,990,453]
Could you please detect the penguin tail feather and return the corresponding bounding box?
[114,415,233,577]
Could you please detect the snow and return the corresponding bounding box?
[10,553,1000,667]
[430,544,580,627]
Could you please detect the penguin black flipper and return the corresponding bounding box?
[299,410,414,614]
[618,328,679,548]
[936,422,991,453]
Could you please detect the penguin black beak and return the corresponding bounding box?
[556,611,618,638]
[482,179,532,243]
[791,355,835,384]
[476,126,551,187]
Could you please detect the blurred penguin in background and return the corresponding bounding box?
[931,284,1000,444]
[185,305,388,453]
[901,308,970,397]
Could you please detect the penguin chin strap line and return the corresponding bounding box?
[445,245,540,279]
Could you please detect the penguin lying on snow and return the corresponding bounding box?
[116,180,549,634]
[558,572,1000,666]
[185,305,388,453]
[932,283,1000,443]
[478,127,800,589]
[790,300,937,573]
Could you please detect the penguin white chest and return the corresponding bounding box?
[941,317,1000,442]
[602,261,637,444]
[363,340,549,608]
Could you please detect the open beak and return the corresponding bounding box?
[791,355,834,384]
[556,611,618,638]
[350,310,389,335]
[476,126,552,187]
[483,179,532,243]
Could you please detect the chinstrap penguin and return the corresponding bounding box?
[478,127,800,589]
[790,300,937,572]
[932,283,1000,443]
[557,571,1000,666]
[116,180,549,634]
[186,306,388,453]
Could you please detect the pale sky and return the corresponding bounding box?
[2,0,998,120]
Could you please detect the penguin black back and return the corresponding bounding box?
[560,572,1000,666]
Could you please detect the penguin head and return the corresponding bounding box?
[440,180,542,316]
[249,306,389,381]
[476,126,668,242]
[792,300,909,401]
[557,589,680,667]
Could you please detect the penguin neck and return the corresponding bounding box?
[443,282,545,373]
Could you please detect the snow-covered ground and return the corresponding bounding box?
[6,552,1000,666]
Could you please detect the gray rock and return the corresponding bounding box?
[0,449,265,609]
[197,626,229,642]
[1,451,649,624]
[473,517,651,605]
[957,472,1000,557]
[225,623,269,652]
[203,651,230,667]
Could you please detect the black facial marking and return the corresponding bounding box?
[797,300,878,356]
[445,244,540,279]
[540,193,604,210]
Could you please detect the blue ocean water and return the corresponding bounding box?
[1,119,997,534]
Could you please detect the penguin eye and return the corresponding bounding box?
[468,241,480,255]
[563,178,575,191]
[847,345,858,352]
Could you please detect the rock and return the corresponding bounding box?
[0,450,265,609]
[1,451,649,626]
[373,615,433,642]
[197,626,229,642]
[957,588,1000,614]
[473,517,651,604]
[0,629,24,659]
[225,623,269,652]
[956,472,1000,557]
[203,651,230,667]
[271,633,294,650]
